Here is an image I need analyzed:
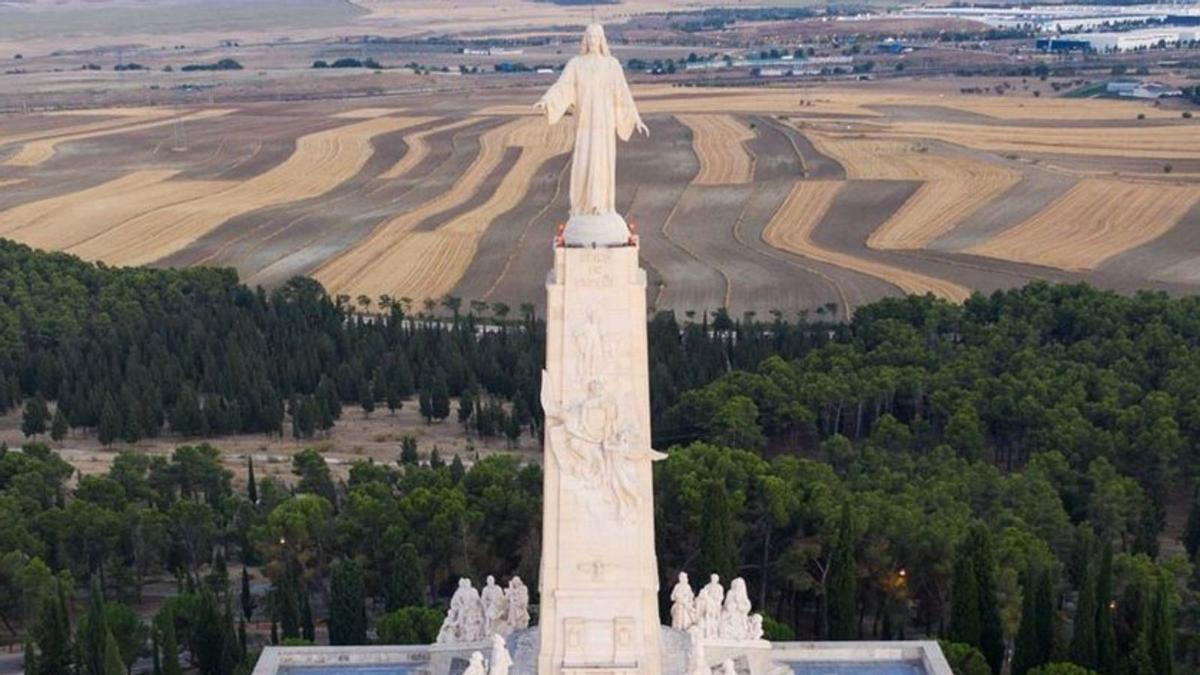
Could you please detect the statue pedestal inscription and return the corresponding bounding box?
[538,244,663,675]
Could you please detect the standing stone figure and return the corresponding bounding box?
[534,23,648,217]
[463,651,487,675]
[462,583,486,641]
[506,576,530,630]
[719,578,753,640]
[670,572,697,630]
[488,634,513,675]
[698,574,725,639]
[481,575,509,636]
[437,578,473,643]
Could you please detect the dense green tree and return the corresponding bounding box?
[1094,543,1116,675]
[300,589,315,643]
[698,480,737,584]
[22,398,48,438]
[400,436,419,465]
[430,372,450,422]
[329,559,367,645]
[50,408,68,442]
[827,502,856,640]
[940,641,992,675]
[1071,552,1098,669]
[1027,665,1098,675]
[377,606,443,644]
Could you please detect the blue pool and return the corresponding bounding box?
[276,662,417,667]
[789,663,925,675]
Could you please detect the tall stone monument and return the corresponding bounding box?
[533,23,664,675]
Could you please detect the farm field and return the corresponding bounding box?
[1,84,1198,316]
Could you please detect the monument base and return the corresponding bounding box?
[562,212,630,247]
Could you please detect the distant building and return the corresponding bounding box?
[1106,80,1183,98]
[1038,28,1197,52]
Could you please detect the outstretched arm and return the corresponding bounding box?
[535,59,577,124]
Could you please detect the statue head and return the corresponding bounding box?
[469,651,485,667]
[492,633,506,648]
[732,577,746,593]
[581,23,611,57]
[459,578,472,589]
[487,575,496,586]
[678,571,689,584]
[710,573,720,584]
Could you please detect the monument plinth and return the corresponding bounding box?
[538,242,663,674]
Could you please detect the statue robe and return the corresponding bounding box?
[538,53,640,216]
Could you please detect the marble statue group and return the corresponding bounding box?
[436,576,530,644]
[671,573,766,642]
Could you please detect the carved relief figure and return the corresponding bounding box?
[671,571,697,631]
[481,575,508,637]
[719,578,752,640]
[534,24,648,217]
[542,374,664,521]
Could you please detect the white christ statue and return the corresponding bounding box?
[535,23,648,226]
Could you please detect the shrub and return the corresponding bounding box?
[939,641,990,675]
[377,606,443,645]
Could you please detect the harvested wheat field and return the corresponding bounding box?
[763,180,972,302]
[678,114,757,185]
[968,178,1200,271]
[807,133,1021,249]
[3,109,232,167]
[1,85,1198,316]
[315,117,573,301]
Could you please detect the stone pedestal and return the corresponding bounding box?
[537,242,662,675]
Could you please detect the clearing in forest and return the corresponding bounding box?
[2,108,233,167]
[807,133,1020,250]
[762,180,972,302]
[32,115,428,266]
[677,114,757,185]
[967,178,1200,271]
[315,117,573,300]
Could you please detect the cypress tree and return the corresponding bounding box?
[358,379,375,417]
[247,456,258,504]
[1013,566,1042,675]
[386,543,424,611]
[329,559,367,645]
[241,567,256,622]
[1149,577,1173,675]
[277,571,301,640]
[1095,542,1117,674]
[160,612,182,675]
[967,524,1004,673]
[1183,492,1200,558]
[1035,569,1056,669]
[300,589,315,643]
[1071,556,1098,669]
[949,544,982,649]
[23,636,36,675]
[98,397,120,446]
[698,480,738,584]
[50,407,68,442]
[430,372,450,421]
[827,502,857,640]
[102,631,124,675]
[80,579,109,675]
[399,436,419,466]
[34,580,73,675]
[151,627,161,675]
